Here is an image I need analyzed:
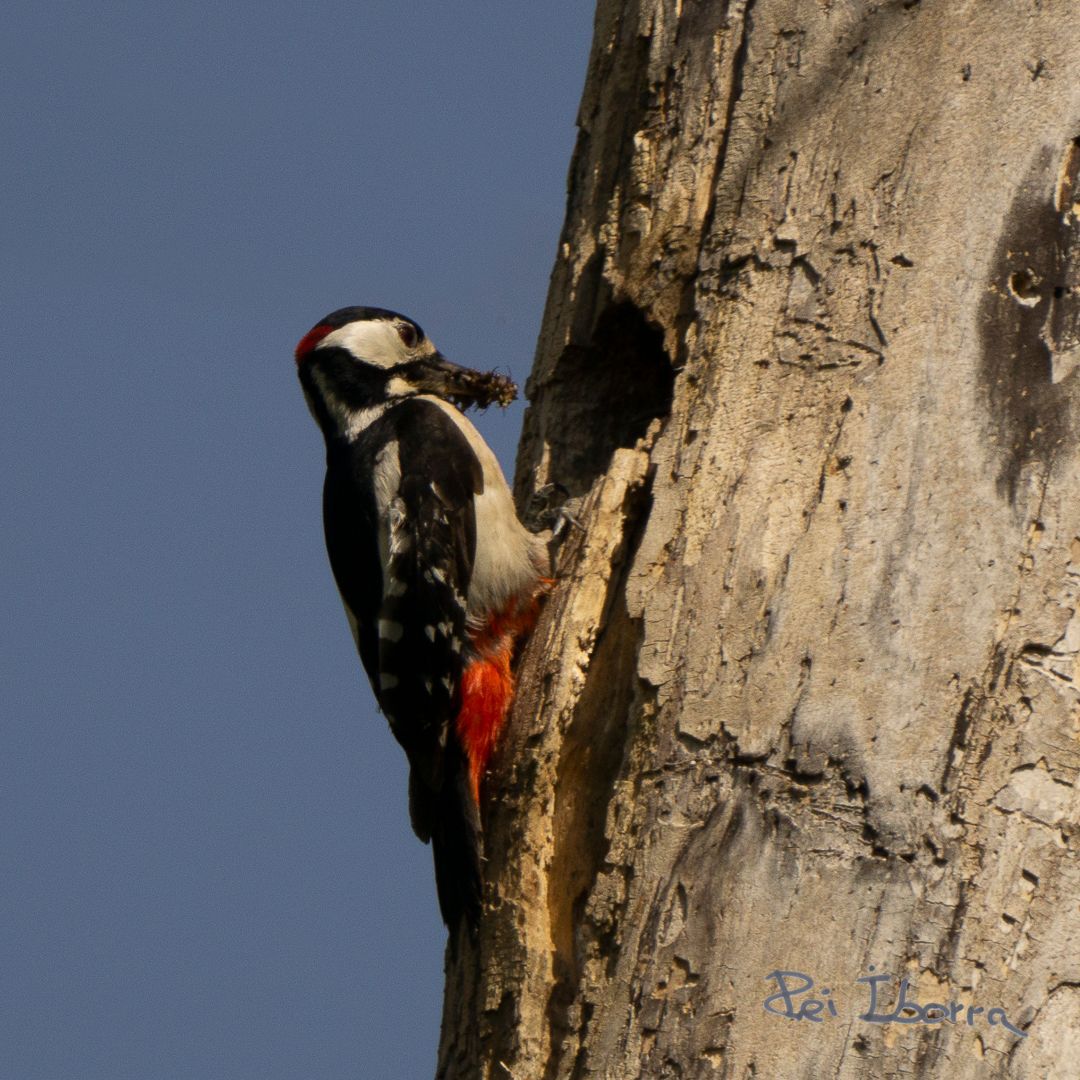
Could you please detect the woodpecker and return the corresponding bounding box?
[295,306,548,929]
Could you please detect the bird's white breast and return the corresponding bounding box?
[420,396,546,620]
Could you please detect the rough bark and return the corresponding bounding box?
[439,2,1080,1077]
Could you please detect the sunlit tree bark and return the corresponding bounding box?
[440,2,1080,1076]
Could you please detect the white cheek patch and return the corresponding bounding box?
[317,320,409,369]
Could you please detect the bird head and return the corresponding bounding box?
[295,307,516,417]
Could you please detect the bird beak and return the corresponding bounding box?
[414,354,518,409]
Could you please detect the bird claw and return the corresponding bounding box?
[550,506,584,541]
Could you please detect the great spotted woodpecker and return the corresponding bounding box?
[295,306,548,929]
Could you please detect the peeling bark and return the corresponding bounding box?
[439,2,1080,1076]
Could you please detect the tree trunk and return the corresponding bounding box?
[439,2,1080,1076]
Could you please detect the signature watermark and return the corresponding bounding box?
[763,967,1026,1038]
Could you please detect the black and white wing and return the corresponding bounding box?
[372,400,480,791]
[324,398,485,927]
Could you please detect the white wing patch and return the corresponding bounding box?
[372,441,404,575]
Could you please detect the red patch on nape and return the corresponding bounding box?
[455,648,515,806]
[294,323,333,364]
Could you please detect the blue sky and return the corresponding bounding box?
[1,4,592,1077]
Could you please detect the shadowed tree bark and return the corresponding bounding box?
[439,2,1080,1076]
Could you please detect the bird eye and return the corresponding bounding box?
[397,323,419,348]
